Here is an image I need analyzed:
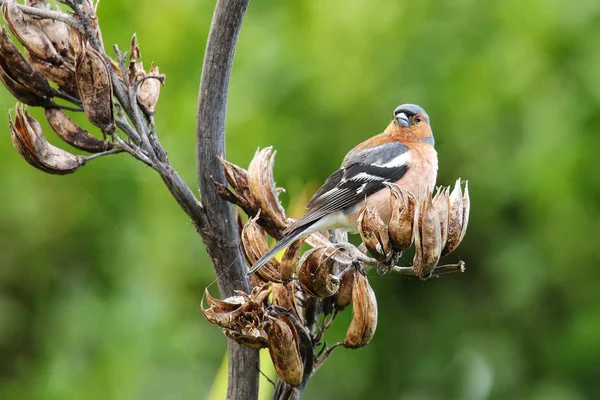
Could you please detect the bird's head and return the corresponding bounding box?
[385,104,434,145]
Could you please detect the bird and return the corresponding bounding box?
[248,104,438,275]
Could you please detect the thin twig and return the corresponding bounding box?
[81,147,124,162]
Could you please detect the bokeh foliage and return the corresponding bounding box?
[1,0,600,398]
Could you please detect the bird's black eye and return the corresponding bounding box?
[414,115,422,124]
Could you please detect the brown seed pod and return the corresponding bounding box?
[2,0,63,65]
[267,314,303,387]
[272,282,295,312]
[0,28,53,100]
[0,63,49,106]
[137,63,163,116]
[241,215,283,282]
[432,186,450,251]
[75,42,115,135]
[9,104,84,174]
[279,237,305,281]
[24,0,73,62]
[297,247,340,298]
[412,192,442,279]
[442,179,465,256]
[45,108,113,153]
[387,183,416,252]
[224,327,268,350]
[357,205,390,261]
[247,147,287,229]
[27,52,78,98]
[344,271,377,349]
[335,269,355,310]
[459,181,470,244]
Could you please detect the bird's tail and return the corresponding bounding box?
[247,225,311,276]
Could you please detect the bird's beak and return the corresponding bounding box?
[395,112,409,127]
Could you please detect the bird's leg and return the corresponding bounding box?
[376,249,403,275]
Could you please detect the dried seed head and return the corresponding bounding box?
[2,0,63,65]
[344,271,377,349]
[267,314,303,387]
[201,286,270,348]
[387,183,416,252]
[241,215,283,282]
[412,191,442,279]
[247,147,287,230]
[432,186,450,251]
[9,104,84,174]
[357,205,390,261]
[442,179,469,256]
[75,42,115,135]
[297,247,340,298]
[45,108,112,153]
[335,269,355,310]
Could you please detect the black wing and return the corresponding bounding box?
[284,141,410,233]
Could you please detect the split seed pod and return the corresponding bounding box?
[9,104,84,174]
[241,215,283,282]
[279,238,305,281]
[0,28,53,104]
[128,35,164,116]
[357,205,390,260]
[137,63,163,116]
[335,269,355,310]
[387,183,416,252]
[201,287,271,349]
[267,314,303,387]
[45,108,113,153]
[247,147,287,229]
[2,0,62,65]
[27,52,78,98]
[75,41,115,135]
[432,186,450,251]
[344,271,378,349]
[412,191,442,279]
[442,179,470,256]
[297,247,340,298]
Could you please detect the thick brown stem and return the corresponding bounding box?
[195,1,258,399]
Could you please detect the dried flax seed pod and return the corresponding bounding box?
[2,0,62,65]
[387,183,416,252]
[335,268,355,310]
[442,179,470,256]
[44,108,112,153]
[344,271,377,349]
[297,247,340,298]
[0,28,53,99]
[75,42,115,135]
[241,215,283,282]
[137,63,163,116]
[357,205,390,260]
[9,104,84,174]
[247,147,287,229]
[412,191,442,279]
[267,314,303,387]
[432,186,450,250]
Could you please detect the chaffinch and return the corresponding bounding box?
[248,104,437,275]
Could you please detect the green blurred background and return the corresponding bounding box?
[1,0,600,399]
